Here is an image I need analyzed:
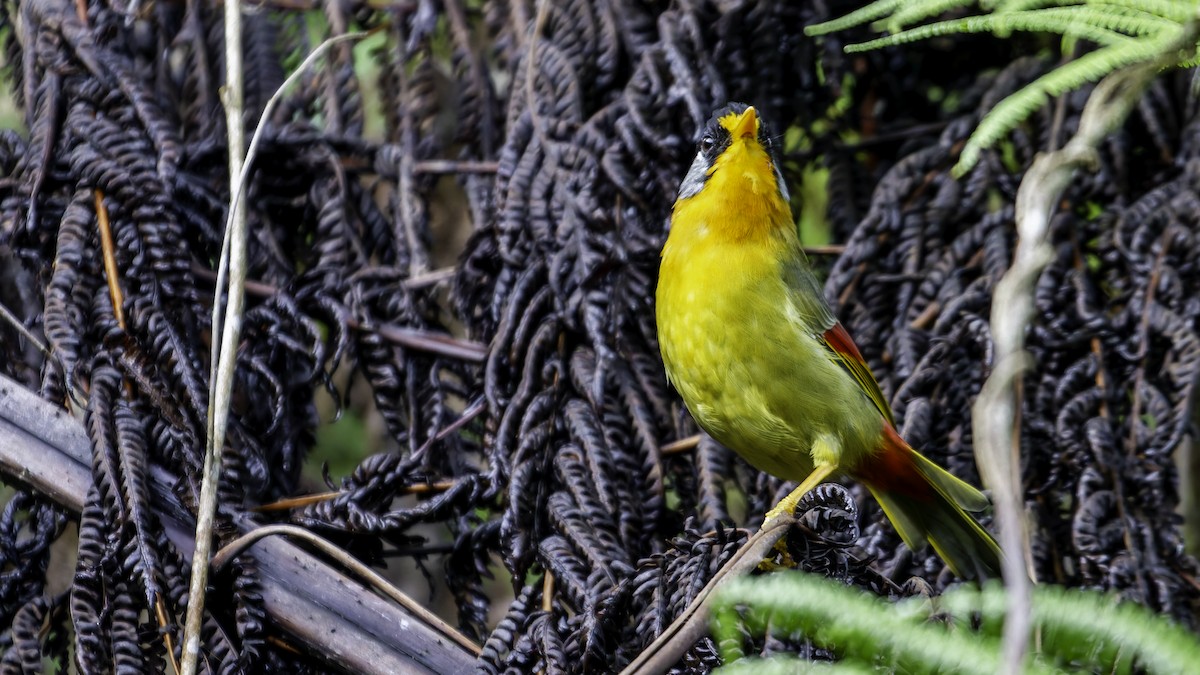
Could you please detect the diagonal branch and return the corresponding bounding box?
[0,372,475,674]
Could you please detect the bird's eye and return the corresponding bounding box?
[699,135,715,153]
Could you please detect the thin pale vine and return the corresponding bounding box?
[974,56,1179,675]
[180,28,371,675]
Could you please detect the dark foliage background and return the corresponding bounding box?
[0,0,1198,671]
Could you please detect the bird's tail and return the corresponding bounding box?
[857,424,1003,580]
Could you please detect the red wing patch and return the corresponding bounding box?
[822,322,867,365]
[819,322,896,427]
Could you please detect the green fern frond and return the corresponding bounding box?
[711,573,1044,674]
[809,0,1200,175]
[713,574,1200,674]
[843,11,1136,53]
[992,0,1078,12]
[984,0,1190,21]
[957,32,1172,173]
[805,0,911,36]
[1090,0,1198,23]
[885,0,982,33]
[940,584,1200,674]
[847,6,1178,53]
[1085,4,1189,33]
[717,656,876,674]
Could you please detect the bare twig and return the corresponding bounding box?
[524,0,552,146]
[542,570,555,613]
[801,244,846,256]
[835,120,950,150]
[413,159,499,174]
[909,300,941,331]
[254,479,458,512]
[188,262,486,361]
[403,265,458,288]
[182,29,370,675]
[0,300,48,356]
[94,191,127,329]
[243,0,419,9]
[973,60,1171,675]
[98,170,180,675]
[371,323,488,361]
[180,0,248,664]
[189,261,280,298]
[255,399,482,512]
[1127,227,1174,453]
[660,434,701,455]
[190,260,457,292]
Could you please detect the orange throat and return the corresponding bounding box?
[670,140,790,244]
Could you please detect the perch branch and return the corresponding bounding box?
[619,516,795,675]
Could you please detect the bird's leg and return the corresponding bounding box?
[758,462,838,571]
[763,462,837,524]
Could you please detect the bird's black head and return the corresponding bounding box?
[676,102,785,201]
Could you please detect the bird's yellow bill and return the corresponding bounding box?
[730,106,757,139]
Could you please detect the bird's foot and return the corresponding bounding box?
[763,462,838,524]
[756,543,796,572]
[762,501,793,524]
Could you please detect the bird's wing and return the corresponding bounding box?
[783,255,896,427]
[817,321,896,427]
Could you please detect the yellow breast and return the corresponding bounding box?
[655,180,814,479]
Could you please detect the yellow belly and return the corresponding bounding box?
[656,232,882,482]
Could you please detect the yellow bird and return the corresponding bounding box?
[656,103,1002,579]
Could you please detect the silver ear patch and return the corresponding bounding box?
[773,163,790,203]
[677,151,710,200]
